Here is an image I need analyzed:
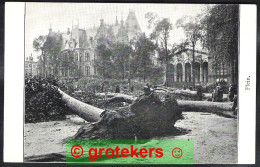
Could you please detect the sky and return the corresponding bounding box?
[25,3,208,60]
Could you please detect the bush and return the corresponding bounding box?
[25,75,72,123]
[77,76,145,94]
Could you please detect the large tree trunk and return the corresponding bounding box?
[99,91,234,112]
[178,100,233,111]
[96,92,137,104]
[58,88,104,122]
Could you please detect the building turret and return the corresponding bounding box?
[116,19,128,43]
[49,26,52,34]
[115,16,119,26]
[100,19,104,26]
[125,10,141,41]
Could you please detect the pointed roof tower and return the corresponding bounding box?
[115,8,119,26]
[115,16,119,26]
[125,9,141,32]
[116,18,128,43]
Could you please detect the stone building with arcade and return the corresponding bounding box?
[166,48,234,88]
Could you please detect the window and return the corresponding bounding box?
[216,62,227,81]
[85,66,90,76]
[85,52,90,62]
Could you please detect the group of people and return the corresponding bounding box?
[212,84,224,102]
[212,83,237,102]
[115,84,135,93]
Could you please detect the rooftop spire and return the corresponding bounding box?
[115,16,119,25]
[115,7,119,25]
[120,18,124,26]
[100,18,104,25]
[49,24,52,33]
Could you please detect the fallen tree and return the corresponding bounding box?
[177,100,233,111]
[57,87,235,140]
[57,88,183,139]
[25,87,236,162]
[57,88,104,122]
[155,86,230,101]
[98,91,234,111]
[96,92,137,104]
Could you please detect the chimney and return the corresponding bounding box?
[115,16,119,26]
[100,19,104,25]
[49,24,52,34]
[49,27,52,34]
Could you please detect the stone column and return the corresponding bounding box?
[207,56,214,84]
[200,63,203,84]
[190,64,193,83]
[174,65,177,82]
[182,63,185,82]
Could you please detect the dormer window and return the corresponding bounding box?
[85,52,90,61]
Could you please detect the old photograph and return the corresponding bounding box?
[24,3,239,163]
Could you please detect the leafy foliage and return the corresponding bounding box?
[201,4,239,83]
[176,16,204,87]
[35,33,63,77]
[94,43,115,78]
[132,34,159,82]
[25,75,71,123]
[33,35,47,52]
[176,16,203,48]
[112,42,133,79]
[145,13,173,86]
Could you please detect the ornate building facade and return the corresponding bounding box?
[166,48,233,87]
[25,55,38,77]
[39,10,142,81]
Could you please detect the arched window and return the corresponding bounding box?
[185,63,191,82]
[193,62,200,83]
[177,63,183,82]
[202,62,208,82]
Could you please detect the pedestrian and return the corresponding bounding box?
[131,85,134,92]
[212,89,217,102]
[144,83,151,96]
[115,85,120,93]
[228,84,235,102]
[197,85,203,101]
[216,84,223,102]
[232,95,238,115]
